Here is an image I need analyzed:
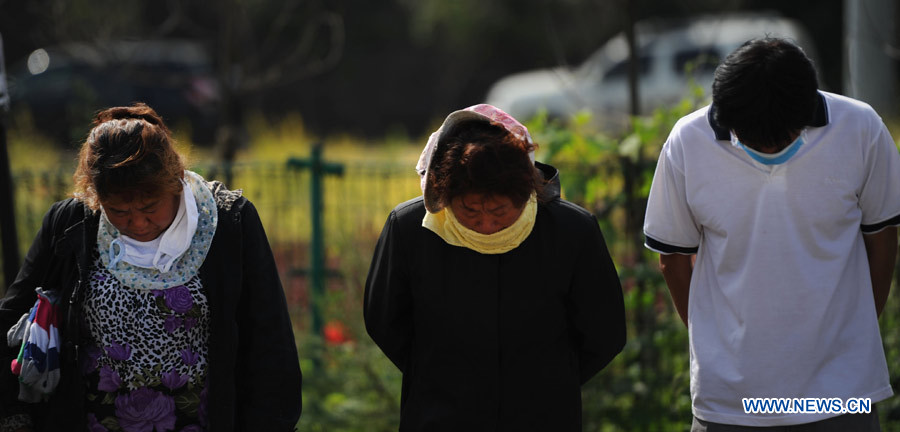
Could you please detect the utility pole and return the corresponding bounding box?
[844,0,897,116]
[0,32,20,291]
[621,0,644,253]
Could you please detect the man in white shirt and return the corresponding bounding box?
[644,38,899,431]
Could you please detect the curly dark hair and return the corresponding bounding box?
[427,121,546,210]
[712,38,819,149]
[73,103,185,210]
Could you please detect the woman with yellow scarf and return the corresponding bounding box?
[364,104,625,431]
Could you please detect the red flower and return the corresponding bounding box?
[323,321,351,345]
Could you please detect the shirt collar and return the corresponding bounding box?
[708,91,829,141]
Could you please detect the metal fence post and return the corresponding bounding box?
[309,143,325,338]
[286,144,344,342]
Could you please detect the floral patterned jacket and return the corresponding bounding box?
[0,181,302,432]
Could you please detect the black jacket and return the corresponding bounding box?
[0,184,302,431]
[364,163,626,431]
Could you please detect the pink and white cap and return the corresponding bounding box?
[416,104,535,213]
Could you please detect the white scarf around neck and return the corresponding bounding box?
[106,179,199,273]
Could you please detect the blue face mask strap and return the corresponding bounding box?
[731,132,805,166]
[108,238,125,269]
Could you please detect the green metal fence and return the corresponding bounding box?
[2,152,423,335]
[3,154,900,430]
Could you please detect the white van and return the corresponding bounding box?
[484,13,818,131]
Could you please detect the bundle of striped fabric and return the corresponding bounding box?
[6,287,61,402]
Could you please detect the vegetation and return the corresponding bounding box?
[4,91,900,430]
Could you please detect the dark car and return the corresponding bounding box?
[7,39,220,145]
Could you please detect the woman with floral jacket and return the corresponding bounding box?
[0,103,302,432]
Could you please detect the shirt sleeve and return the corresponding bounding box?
[859,118,900,234]
[568,215,626,385]
[0,203,63,426]
[235,201,303,431]
[364,210,413,372]
[643,137,701,254]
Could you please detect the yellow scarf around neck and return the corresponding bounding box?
[422,194,537,254]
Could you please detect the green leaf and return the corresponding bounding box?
[323,392,348,411]
[100,416,122,431]
[175,389,201,415]
[155,296,171,313]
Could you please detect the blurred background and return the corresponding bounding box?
[1,0,899,430]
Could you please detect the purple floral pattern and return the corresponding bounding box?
[107,340,132,361]
[180,349,199,367]
[155,284,199,335]
[83,254,210,432]
[115,387,177,432]
[87,413,109,432]
[164,315,183,334]
[164,285,194,314]
[161,368,189,391]
[82,344,104,374]
[98,366,122,392]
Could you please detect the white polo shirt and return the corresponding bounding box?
[644,91,900,426]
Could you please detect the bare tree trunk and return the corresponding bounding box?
[210,2,343,186]
[0,34,19,291]
[215,0,247,186]
[0,116,18,291]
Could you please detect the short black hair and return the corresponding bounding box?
[712,38,818,148]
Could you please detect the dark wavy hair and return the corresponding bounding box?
[427,121,546,210]
[712,38,819,149]
[73,103,185,210]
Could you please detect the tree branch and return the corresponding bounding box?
[241,11,344,92]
